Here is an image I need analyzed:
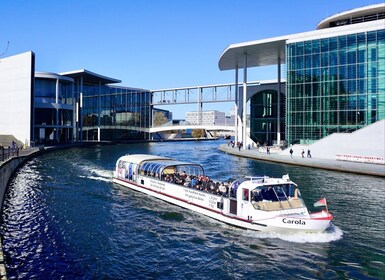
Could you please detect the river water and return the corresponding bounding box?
[1,140,384,279]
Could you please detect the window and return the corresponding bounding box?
[242,189,249,201]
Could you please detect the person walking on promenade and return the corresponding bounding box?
[301,149,305,158]
[307,149,312,158]
[238,142,243,151]
[266,146,270,154]
[290,148,293,158]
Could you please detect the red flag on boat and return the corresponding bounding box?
[314,198,327,207]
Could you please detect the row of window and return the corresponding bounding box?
[286,29,384,144]
[35,79,74,105]
[287,64,382,82]
[288,49,381,69]
[34,108,73,126]
[287,30,385,57]
[288,82,382,98]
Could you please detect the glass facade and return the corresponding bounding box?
[79,84,151,141]
[250,90,285,145]
[286,29,385,145]
[34,77,74,145]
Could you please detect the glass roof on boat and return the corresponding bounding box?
[139,159,204,176]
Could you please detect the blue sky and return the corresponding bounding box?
[1,0,382,118]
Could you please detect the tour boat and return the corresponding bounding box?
[112,154,333,233]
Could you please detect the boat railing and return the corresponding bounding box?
[245,176,268,183]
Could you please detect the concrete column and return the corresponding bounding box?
[80,77,83,143]
[98,81,101,142]
[243,52,247,150]
[149,93,153,141]
[197,87,202,125]
[72,82,75,143]
[277,57,281,145]
[55,78,59,143]
[234,65,239,144]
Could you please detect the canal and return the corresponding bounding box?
[1,140,384,279]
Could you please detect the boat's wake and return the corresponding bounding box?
[246,223,343,243]
[76,163,113,183]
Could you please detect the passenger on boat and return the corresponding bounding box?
[191,176,197,188]
[252,190,263,202]
[210,181,217,193]
[183,175,191,187]
[174,174,184,185]
[230,182,239,198]
[219,183,227,195]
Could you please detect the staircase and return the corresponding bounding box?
[0,135,24,148]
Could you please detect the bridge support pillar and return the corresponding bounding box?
[277,56,281,146]
[234,65,239,145]
[242,52,247,150]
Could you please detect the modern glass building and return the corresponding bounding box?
[286,18,385,144]
[60,70,151,142]
[34,69,151,144]
[219,3,385,147]
[250,90,285,145]
[34,72,75,144]
[79,85,151,141]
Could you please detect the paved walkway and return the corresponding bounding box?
[0,147,41,167]
[218,144,385,178]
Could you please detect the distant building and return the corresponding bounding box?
[185,110,232,126]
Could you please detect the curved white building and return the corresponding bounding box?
[218,3,385,161]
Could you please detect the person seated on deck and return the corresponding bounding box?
[252,190,262,202]
[202,182,210,192]
[191,176,197,188]
[164,174,171,182]
[184,175,191,187]
[174,174,183,185]
[202,179,210,192]
[219,182,227,196]
[210,181,217,193]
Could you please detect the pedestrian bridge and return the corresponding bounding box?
[81,124,235,134]
[149,124,235,133]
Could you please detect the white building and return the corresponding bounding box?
[185,110,230,125]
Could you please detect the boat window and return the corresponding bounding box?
[138,160,204,180]
[275,185,288,200]
[251,189,263,202]
[252,184,299,202]
[242,189,249,201]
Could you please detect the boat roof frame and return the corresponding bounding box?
[118,154,205,175]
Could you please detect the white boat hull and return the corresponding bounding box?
[112,176,332,233]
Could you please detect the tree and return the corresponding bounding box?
[153,112,168,126]
[191,129,206,139]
